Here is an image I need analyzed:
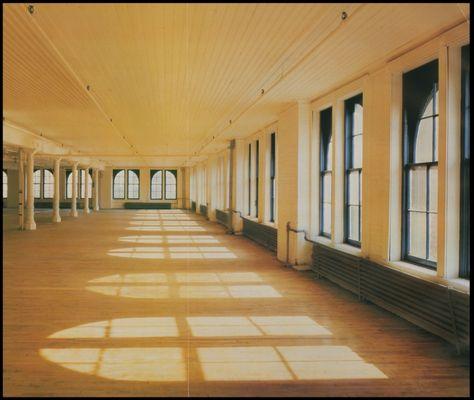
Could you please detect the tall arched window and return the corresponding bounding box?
[459,44,470,279]
[80,169,93,199]
[150,170,163,200]
[43,169,54,199]
[33,169,42,199]
[269,133,276,223]
[248,143,252,215]
[165,170,177,200]
[402,59,438,268]
[113,169,125,199]
[320,107,332,237]
[127,169,140,199]
[66,170,74,199]
[344,94,363,247]
[3,170,8,199]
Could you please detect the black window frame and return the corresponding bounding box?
[459,44,470,279]
[344,93,363,248]
[150,169,163,200]
[255,140,259,218]
[320,107,332,238]
[270,133,276,223]
[164,169,178,200]
[127,169,140,199]
[112,169,126,200]
[248,143,251,215]
[402,59,439,270]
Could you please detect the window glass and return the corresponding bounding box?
[402,59,438,268]
[113,169,125,199]
[43,169,54,199]
[319,107,332,237]
[3,170,7,199]
[33,169,41,199]
[344,95,363,246]
[127,170,140,199]
[165,170,177,200]
[150,170,163,200]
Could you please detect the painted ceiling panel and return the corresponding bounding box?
[3,3,469,166]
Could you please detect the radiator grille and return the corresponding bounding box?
[215,209,230,227]
[242,217,277,253]
[312,243,469,350]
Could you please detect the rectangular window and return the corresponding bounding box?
[255,140,259,218]
[113,169,125,199]
[320,107,332,238]
[344,94,363,247]
[150,169,163,200]
[459,44,470,279]
[165,169,177,200]
[402,59,439,269]
[270,133,276,222]
[248,143,252,215]
[127,169,140,199]
[33,169,41,199]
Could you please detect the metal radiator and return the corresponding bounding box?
[215,209,230,227]
[242,217,277,253]
[191,201,196,212]
[199,204,208,218]
[312,243,469,351]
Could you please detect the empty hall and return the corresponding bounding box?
[2,3,470,397]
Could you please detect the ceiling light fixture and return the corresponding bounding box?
[341,11,347,20]
[27,5,34,14]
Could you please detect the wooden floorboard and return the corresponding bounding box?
[2,209,470,397]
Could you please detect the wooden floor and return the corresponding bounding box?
[2,209,470,397]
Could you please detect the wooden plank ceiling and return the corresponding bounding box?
[3,3,469,167]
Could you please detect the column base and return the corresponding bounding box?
[83,208,90,214]
[24,221,36,230]
[70,209,78,217]
[52,214,62,223]
[93,206,99,212]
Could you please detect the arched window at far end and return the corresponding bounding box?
[113,169,125,199]
[165,170,177,200]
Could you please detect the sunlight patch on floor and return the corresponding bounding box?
[49,317,179,339]
[118,235,219,244]
[107,246,236,259]
[40,347,186,381]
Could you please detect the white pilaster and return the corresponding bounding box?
[18,148,25,230]
[24,150,36,230]
[70,162,78,217]
[93,168,100,211]
[83,166,90,214]
[52,158,61,222]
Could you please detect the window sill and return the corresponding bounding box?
[334,242,362,257]
[387,260,470,294]
[315,235,332,246]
